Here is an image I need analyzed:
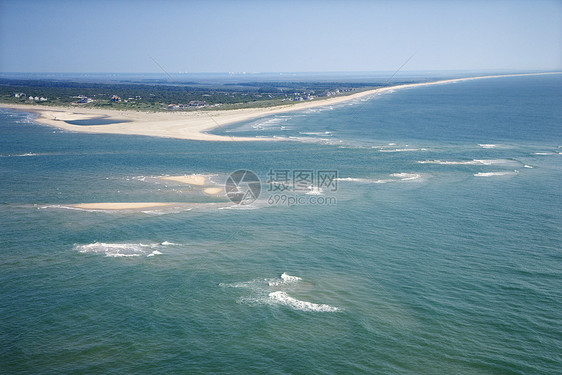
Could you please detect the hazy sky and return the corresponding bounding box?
[0,0,560,73]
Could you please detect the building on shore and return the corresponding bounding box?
[168,101,208,110]
[189,100,208,107]
[72,95,94,104]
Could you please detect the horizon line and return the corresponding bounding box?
[1,69,561,76]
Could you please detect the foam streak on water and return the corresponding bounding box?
[222,273,340,312]
[74,242,175,257]
[268,291,340,312]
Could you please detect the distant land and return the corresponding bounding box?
[0,75,392,112]
[2,71,558,112]
[1,72,559,142]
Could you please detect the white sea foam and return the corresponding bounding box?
[286,136,343,146]
[336,177,372,183]
[379,148,428,153]
[337,174,423,183]
[221,273,302,288]
[299,131,333,136]
[222,273,339,312]
[267,291,340,312]
[417,159,512,165]
[252,119,280,129]
[391,173,422,181]
[248,116,293,131]
[305,186,324,195]
[147,250,162,257]
[219,280,254,288]
[281,273,301,282]
[478,144,497,148]
[474,159,513,165]
[337,177,392,184]
[140,209,186,215]
[534,152,557,155]
[268,273,302,287]
[74,242,166,257]
[15,114,37,124]
[38,204,84,211]
[218,204,261,210]
[301,106,335,114]
[0,152,39,157]
[474,170,519,177]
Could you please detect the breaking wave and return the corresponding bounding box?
[267,291,340,312]
[390,173,422,181]
[74,241,177,257]
[534,152,558,156]
[221,273,340,312]
[268,272,302,287]
[337,173,424,184]
[378,148,429,153]
[0,152,39,157]
[474,170,519,177]
[417,159,515,166]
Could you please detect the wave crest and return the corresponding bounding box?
[222,273,340,312]
[474,170,519,177]
[74,242,170,257]
[417,159,514,166]
[268,291,339,312]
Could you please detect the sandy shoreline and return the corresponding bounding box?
[67,175,226,210]
[1,72,559,142]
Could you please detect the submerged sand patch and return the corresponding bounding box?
[161,175,207,186]
[73,202,174,210]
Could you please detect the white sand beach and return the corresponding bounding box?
[68,176,226,211]
[162,175,225,194]
[161,175,207,186]
[203,187,224,195]
[2,72,559,142]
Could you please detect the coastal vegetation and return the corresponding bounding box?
[0,78,385,111]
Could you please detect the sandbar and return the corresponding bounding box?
[1,72,559,142]
[161,175,207,186]
[203,187,224,195]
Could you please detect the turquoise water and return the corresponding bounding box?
[1,75,560,374]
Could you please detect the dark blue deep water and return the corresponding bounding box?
[1,75,560,374]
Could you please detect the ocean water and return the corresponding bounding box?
[1,75,560,374]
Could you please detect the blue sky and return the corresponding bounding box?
[0,0,560,73]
